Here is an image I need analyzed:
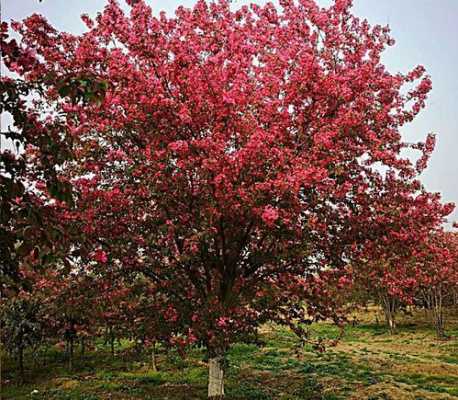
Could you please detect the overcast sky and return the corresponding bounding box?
[3,0,458,222]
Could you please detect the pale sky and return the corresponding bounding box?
[2,0,458,222]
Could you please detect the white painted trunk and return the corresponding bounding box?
[208,356,224,399]
[388,316,395,332]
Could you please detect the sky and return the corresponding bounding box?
[2,0,458,222]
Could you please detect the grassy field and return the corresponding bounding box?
[3,308,458,400]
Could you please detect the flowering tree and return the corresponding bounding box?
[0,293,43,382]
[33,268,99,370]
[11,0,453,397]
[350,177,452,334]
[123,280,185,370]
[0,20,109,292]
[414,231,458,338]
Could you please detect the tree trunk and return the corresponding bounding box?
[109,326,115,357]
[423,287,447,339]
[208,355,225,399]
[18,345,24,383]
[433,308,445,339]
[42,345,48,367]
[68,337,74,371]
[380,294,397,334]
[387,315,396,334]
[81,337,85,357]
[432,287,446,339]
[151,340,158,372]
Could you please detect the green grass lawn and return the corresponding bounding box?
[3,309,458,399]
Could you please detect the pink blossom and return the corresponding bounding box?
[262,206,279,227]
[168,140,189,153]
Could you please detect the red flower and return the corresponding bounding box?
[93,250,108,264]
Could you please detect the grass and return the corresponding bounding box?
[3,308,458,399]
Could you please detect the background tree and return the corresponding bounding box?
[0,293,43,382]
[415,231,458,339]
